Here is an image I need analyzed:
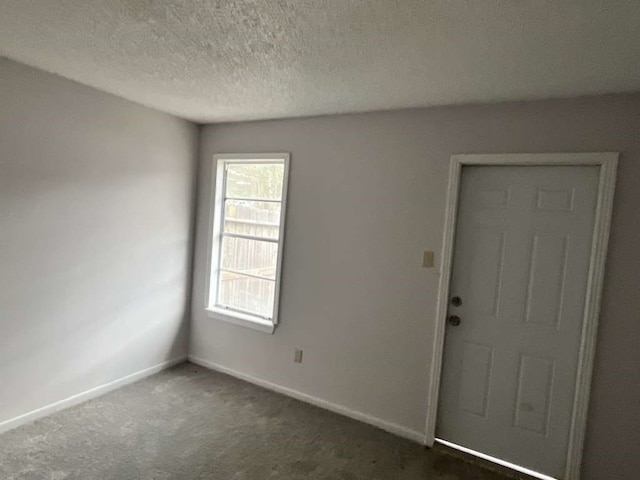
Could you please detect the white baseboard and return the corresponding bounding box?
[0,356,187,434]
[188,355,425,444]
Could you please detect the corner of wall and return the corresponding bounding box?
[185,123,206,356]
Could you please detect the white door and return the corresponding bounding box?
[436,165,599,478]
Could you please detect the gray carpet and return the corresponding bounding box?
[0,363,513,480]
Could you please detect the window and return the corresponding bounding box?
[206,154,290,333]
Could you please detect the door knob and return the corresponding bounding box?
[448,315,461,326]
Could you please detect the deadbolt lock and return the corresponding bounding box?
[451,296,462,306]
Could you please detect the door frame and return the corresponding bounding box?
[424,153,619,480]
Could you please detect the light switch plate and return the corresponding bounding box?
[422,251,435,268]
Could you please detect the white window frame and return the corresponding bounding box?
[205,153,290,334]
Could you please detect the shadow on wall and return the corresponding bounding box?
[0,144,193,424]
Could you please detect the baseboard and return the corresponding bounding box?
[0,356,187,434]
[188,355,425,444]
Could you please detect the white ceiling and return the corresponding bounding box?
[1,1,639,123]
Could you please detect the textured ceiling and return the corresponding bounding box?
[1,1,639,123]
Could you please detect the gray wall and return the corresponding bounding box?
[192,95,640,480]
[0,59,198,426]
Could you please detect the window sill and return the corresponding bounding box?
[205,307,275,334]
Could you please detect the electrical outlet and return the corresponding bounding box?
[294,349,303,363]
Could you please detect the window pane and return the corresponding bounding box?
[224,200,281,239]
[221,236,277,280]
[226,163,284,200]
[218,272,275,318]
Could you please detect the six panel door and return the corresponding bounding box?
[436,165,599,478]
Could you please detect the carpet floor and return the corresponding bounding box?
[0,362,514,480]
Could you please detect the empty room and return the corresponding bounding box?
[1,2,639,479]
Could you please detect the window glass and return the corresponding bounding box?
[223,200,281,239]
[225,163,284,200]
[218,273,275,318]
[220,236,278,280]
